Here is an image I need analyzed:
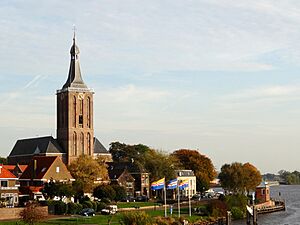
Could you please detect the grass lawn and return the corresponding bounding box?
[0,208,206,225]
[116,201,158,208]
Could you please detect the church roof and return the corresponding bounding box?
[94,137,109,154]
[62,35,88,90]
[9,136,65,157]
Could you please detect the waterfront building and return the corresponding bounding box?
[176,169,197,198]
[0,165,19,207]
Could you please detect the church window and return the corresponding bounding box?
[87,133,91,155]
[79,115,83,127]
[81,132,84,154]
[87,97,90,128]
[73,96,76,127]
[73,132,77,156]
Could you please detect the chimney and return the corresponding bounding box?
[32,159,37,179]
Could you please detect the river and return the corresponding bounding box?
[233,185,300,225]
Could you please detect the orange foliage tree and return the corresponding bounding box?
[172,149,216,192]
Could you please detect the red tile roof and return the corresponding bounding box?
[19,156,58,180]
[0,165,17,179]
[3,165,15,171]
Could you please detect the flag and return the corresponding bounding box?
[151,178,165,190]
[178,179,189,190]
[167,178,178,189]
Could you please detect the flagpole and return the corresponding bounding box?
[188,187,191,217]
[178,179,180,218]
[164,178,167,217]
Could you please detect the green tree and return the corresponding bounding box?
[69,155,108,193]
[109,142,151,163]
[143,149,179,182]
[0,157,7,164]
[93,185,116,201]
[172,149,216,192]
[111,185,127,201]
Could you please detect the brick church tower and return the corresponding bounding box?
[56,34,94,165]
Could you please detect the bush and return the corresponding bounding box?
[120,211,153,225]
[91,201,97,211]
[231,206,245,219]
[47,200,67,215]
[55,201,67,215]
[82,200,93,209]
[93,185,116,201]
[20,202,47,225]
[67,202,83,214]
[208,200,228,217]
[96,201,107,212]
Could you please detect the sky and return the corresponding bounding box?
[1,0,300,173]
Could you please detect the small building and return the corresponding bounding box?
[108,168,135,196]
[107,162,150,197]
[19,156,74,200]
[0,165,19,207]
[255,182,270,203]
[176,170,197,198]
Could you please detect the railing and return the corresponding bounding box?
[0,187,18,190]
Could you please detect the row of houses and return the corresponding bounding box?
[0,155,197,207]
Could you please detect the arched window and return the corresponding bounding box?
[73,132,77,156]
[73,96,76,127]
[87,97,90,128]
[87,133,91,155]
[80,132,84,155]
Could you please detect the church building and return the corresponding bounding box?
[8,35,111,165]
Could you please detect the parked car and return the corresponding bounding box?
[101,205,118,215]
[80,208,96,216]
[135,195,148,202]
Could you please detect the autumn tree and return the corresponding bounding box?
[172,149,216,192]
[69,155,108,193]
[219,162,261,194]
[20,202,47,225]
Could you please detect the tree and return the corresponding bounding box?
[69,155,108,193]
[42,181,75,200]
[109,142,151,163]
[143,149,179,182]
[219,162,261,194]
[242,163,262,193]
[172,149,216,192]
[0,157,7,164]
[19,202,47,225]
[111,185,127,201]
[93,185,116,201]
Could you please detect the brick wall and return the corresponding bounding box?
[0,206,48,220]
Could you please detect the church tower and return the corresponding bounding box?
[56,34,94,165]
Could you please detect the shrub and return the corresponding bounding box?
[82,200,93,209]
[231,206,245,219]
[67,202,83,214]
[120,211,153,225]
[96,201,106,212]
[208,200,228,217]
[54,201,67,215]
[19,202,47,225]
[91,201,97,211]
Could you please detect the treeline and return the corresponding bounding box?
[262,170,300,185]
[278,170,300,185]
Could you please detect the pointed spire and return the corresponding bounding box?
[62,30,88,89]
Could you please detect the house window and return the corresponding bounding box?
[1,181,7,187]
[56,167,60,173]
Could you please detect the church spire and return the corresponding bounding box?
[62,32,88,89]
